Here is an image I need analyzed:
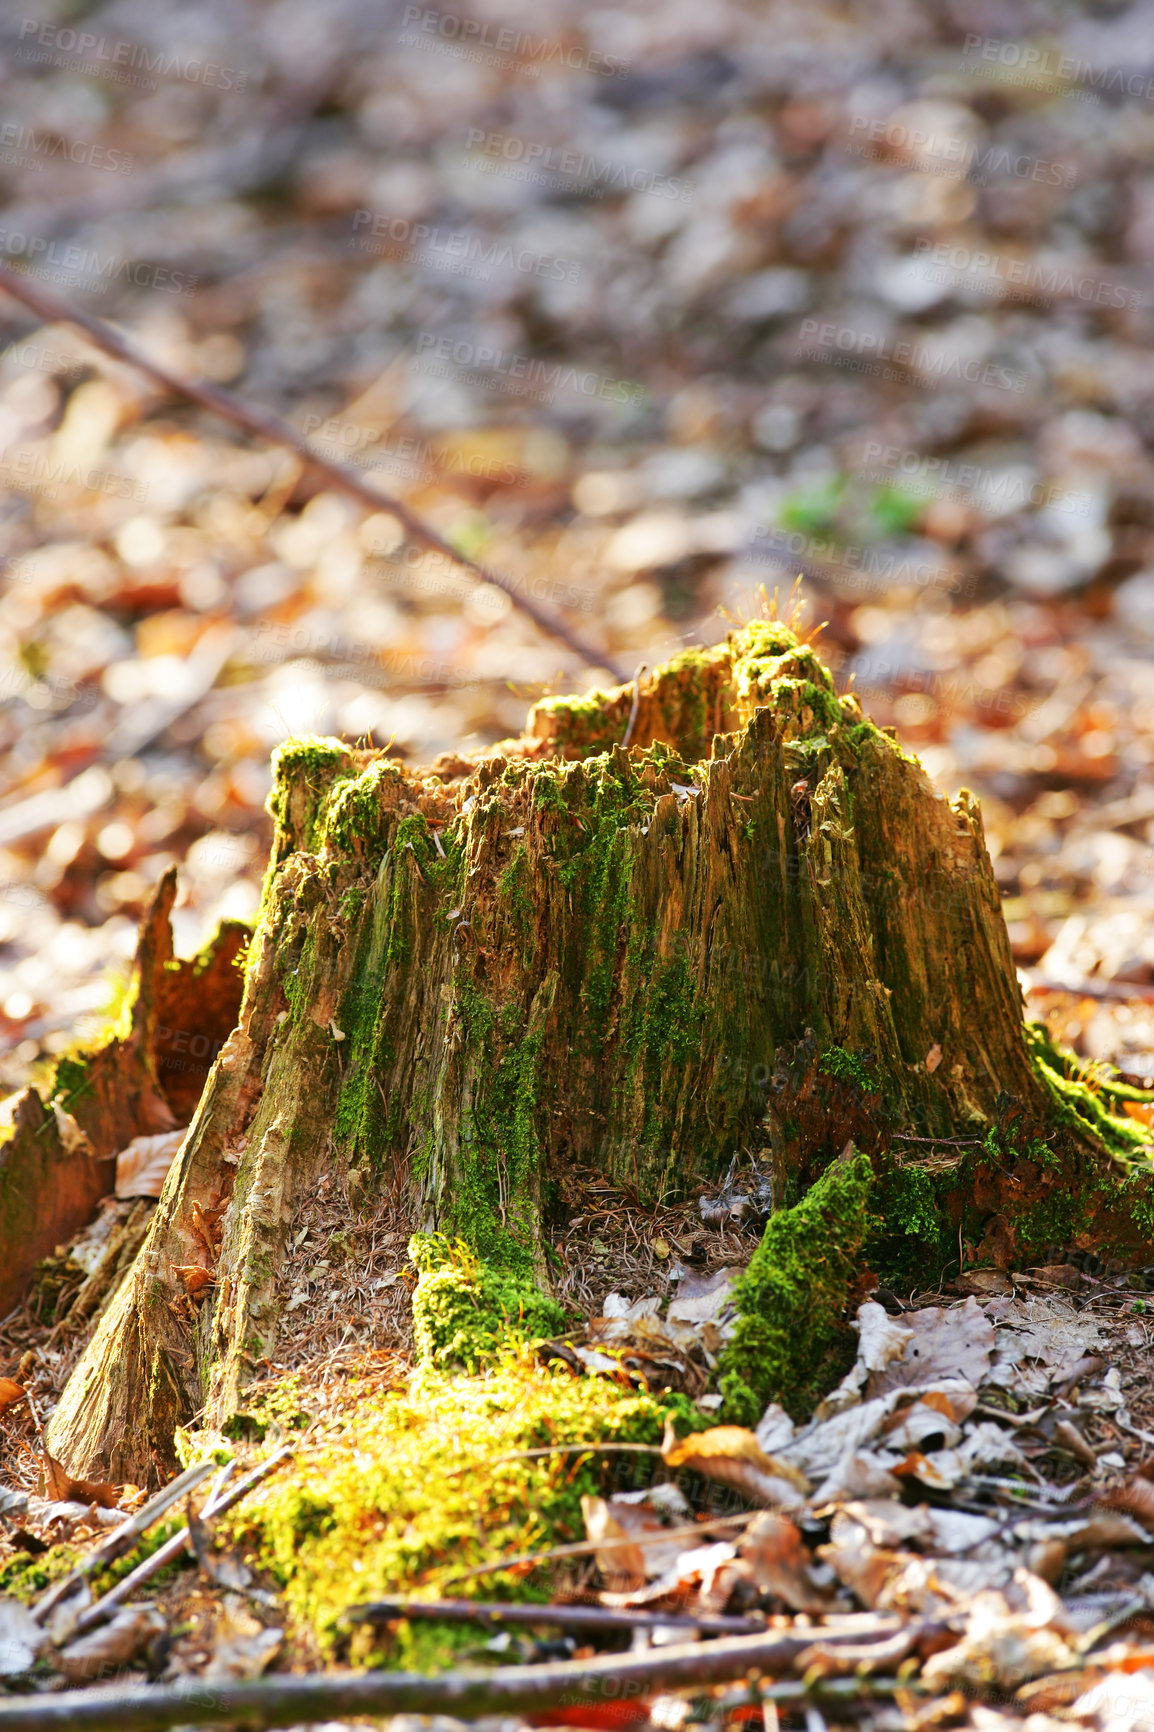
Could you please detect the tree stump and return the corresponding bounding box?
[48,622,1154,1480]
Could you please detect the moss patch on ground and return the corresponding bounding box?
[223,1354,700,1667]
[1025,1021,1154,1162]
[409,1233,566,1372]
[719,1147,876,1426]
[0,1542,81,1603]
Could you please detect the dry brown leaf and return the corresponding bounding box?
[918,1389,960,1422]
[54,1605,165,1683]
[1100,1476,1154,1528]
[43,1450,120,1511]
[739,1511,837,1612]
[114,1128,183,1198]
[662,1422,810,1507]
[580,1494,670,1590]
[0,1379,26,1417]
[925,1043,943,1072]
[819,1535,908,1609]
[870,1297,994,1395]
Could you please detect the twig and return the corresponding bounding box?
[0,262,626,684]
[1075,1594,1151,1656]
[30,1460,217,1624]
[0,1627,915,1732]
[69,1449,289,1637]
[445,1511,757,1585]
[443,1441,664,1478]
[700,1675,924,1716]
[622,664,647,748]
[346,1597,767,1636]
[891,1134,985,1147]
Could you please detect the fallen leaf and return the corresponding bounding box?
[205,1625,283,1681]
[43,1450,120,1510]
[1053,1418,1097,1468]
[581,1494,683,1589]
[662,1422,810,1507]
[739,1511,838,1612]
[666,1268,741,1326]
[925,1043,943,1072]
[652,1238,669,1260]
[0,1379,26,1416]
[920,1569,1077,1691]
[54,1605,166,1683]
[114,1128,184,1199]
[986,1294,1106,1394]
[808,1450,903,1503]
[879,1399,962,1452]
[1100,1476,1154,1529]
[0,1598,45,1675]
[600,1539,738,1609]
[870,1297,994,1395]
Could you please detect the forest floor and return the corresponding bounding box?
[2,0,1154,1723]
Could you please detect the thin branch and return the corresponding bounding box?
[0,1626,919,1732]
[891,1134,985,1147]
[622,663,647,748]
[0,262,626,684]
[445,1511,757,1586]
[442,1441,664,1478]
[346,1597,767,1636]
[31,1460,216,1625]
[70,1447,291,1637]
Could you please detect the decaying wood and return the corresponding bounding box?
[0,871,245,1319]
[45,623,1154,1480]
[346,1595,766,1634]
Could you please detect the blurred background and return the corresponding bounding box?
[0,0,1151,1098]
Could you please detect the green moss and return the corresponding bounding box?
[442,982,553,1272]
[532,688,623,755]
[0,1542,80,1602]
[266,736,357,858]
[222,1375,313,1443]
[655,646,727,761]
[719,1148,876,1425]
[323,761,411,869]
[498,844,534,960]
[624,954,702,1162]
[869,1154,958,1287]
[1024,1022,1154,1162]
[409,1234,564,1372]
[819,1045,877,1093]
[225,1356,692,1664]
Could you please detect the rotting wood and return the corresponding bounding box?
[46,622,1154,1480]
[0,871,246,1319]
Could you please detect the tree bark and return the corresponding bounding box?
[47,623,1154,1480]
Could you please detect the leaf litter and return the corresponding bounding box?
[6,1129,1154,1724]
[2,0,1154,1719]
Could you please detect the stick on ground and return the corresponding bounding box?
[0,1624,917,1732]
[346,1596,767,1635]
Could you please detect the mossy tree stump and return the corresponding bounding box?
[49,623,1154,1479]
